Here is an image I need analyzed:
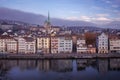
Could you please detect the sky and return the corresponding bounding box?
[0,0,120,24]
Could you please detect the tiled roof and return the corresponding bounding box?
[23,37,35,42]
[0,35,13,39]
[109,35,120,39]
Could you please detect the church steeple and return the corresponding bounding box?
[44,11,52,34]
[48,11,50,23]
[44,12,51,24]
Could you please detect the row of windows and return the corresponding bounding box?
[39,43,48,45]
[113,47,120,49]
[110,42,120,44]
[59,48,72,50]
[99,47,108,49]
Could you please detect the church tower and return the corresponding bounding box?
[44,12,52,34]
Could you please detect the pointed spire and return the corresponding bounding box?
[48,11,50,23]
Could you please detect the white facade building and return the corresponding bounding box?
[58,36,72,53]
[24,37,36,54]
[18,37,36,54]
[97,33,109,53]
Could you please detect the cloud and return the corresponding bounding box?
[92,5,120,15]
[95,17,111,21]
[80,16,91,21]
[92,13,111,22]
[111,5,119,8]
[113,10,119,13]
[66,16,80,21]
[102,0,112,4]
[96,14,109,17]
[65,12,120,25]
[105,0,112,4]
[66,16,91,22]
[66,14,112,22]
[91,6,102,10]
[92,17,112,25]
[103,0,120,8]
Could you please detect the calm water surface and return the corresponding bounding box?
[0,58,120,80]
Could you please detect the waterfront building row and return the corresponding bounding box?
[0,33,120,54]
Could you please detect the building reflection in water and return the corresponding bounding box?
[76,59,87,70]
[97,58,120,74]
[50,60,73,72]
[76,59,96,71]
[36,60,50,71]
[0,58,120,80]
[109,58,120,70]
[18,60,37,70]
[97,59,109,74]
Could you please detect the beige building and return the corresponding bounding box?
[18,37,26,53]
[87,45,96,53]
[109,36,120,53]
[0,37,6,52]
[0,35,18,53]
[77,36,87,53]
[37,36,50,54]
[6,38,18,53]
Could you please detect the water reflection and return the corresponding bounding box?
[50,60,72,72]
[109,58,120,70]
[97,59,109,74]
[37,60,50,71]
[0,58,120,80]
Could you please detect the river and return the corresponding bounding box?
[0,58,120,80]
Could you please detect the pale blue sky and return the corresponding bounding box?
[0,0,120,23]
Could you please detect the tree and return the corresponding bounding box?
[85,32,97,46]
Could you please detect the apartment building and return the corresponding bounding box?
[37,36,50,54]
[77,36,87,53]
[58,36,72,53]
[109,35,120,53]
[97,33,109,53]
